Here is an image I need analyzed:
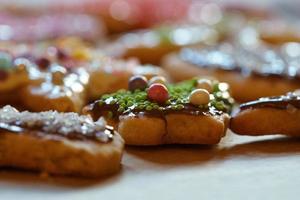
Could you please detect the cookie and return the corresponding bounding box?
[230,92,300,136]
[162,43,300,102]
[0,105,124,178]
[0,40,169,112]
[21,66,88,113]
[104,24,220,65]
[85,77,233,145]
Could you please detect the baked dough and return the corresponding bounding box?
[230,92,300,136]
[0,105,124,178]
[118,113,229,145]
[85,78,233,145]
[21,67,88,113]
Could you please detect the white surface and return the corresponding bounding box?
[1,132,300,200]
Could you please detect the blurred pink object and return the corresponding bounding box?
[64,0,192,28]
[0,12,105,41]
[1,0,192,30]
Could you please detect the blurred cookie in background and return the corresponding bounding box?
[162,42,300,102]
[102,24,221,65]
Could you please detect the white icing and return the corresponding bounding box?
[0,105,108,137]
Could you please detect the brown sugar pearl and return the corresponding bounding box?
[51,66,67,85]
[188,89,210,106]
[35,57,50,70]
[128,75,148,91]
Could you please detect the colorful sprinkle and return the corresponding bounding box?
[147,83,169,104]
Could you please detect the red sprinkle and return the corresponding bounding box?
[147,83,169,104]
[35,57,50,70]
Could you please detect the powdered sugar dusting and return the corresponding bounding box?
[0,105,113,142]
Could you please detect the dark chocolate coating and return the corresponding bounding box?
[87,100,224,121]
[180,44,300,80]
[240,93,300,110]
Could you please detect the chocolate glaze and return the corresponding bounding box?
[180,44,300,80]
[87,100,224,121]
[0,122,114,143]
[240,92,300,110]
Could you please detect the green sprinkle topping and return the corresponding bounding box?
[98,78,234,114]
[175,104,185,110]
[146,105,153,111]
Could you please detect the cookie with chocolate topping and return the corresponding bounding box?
[85,77,233,145]
[0,105,124,178]
[162,43,300,102]
[230,91,300,136]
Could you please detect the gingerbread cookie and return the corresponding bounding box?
[162,43,300,102]
[85,77,233,145]
[103,24,220,65]
[0,105,124,178]
[230,92,300,136]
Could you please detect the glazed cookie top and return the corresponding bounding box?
[240,91,300,110]
[0,47,75,76]
[0,105,114,143]
[1,42,87,72]
[88,76,234,119]
[179,43,300,80]
[0,46,90,93]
